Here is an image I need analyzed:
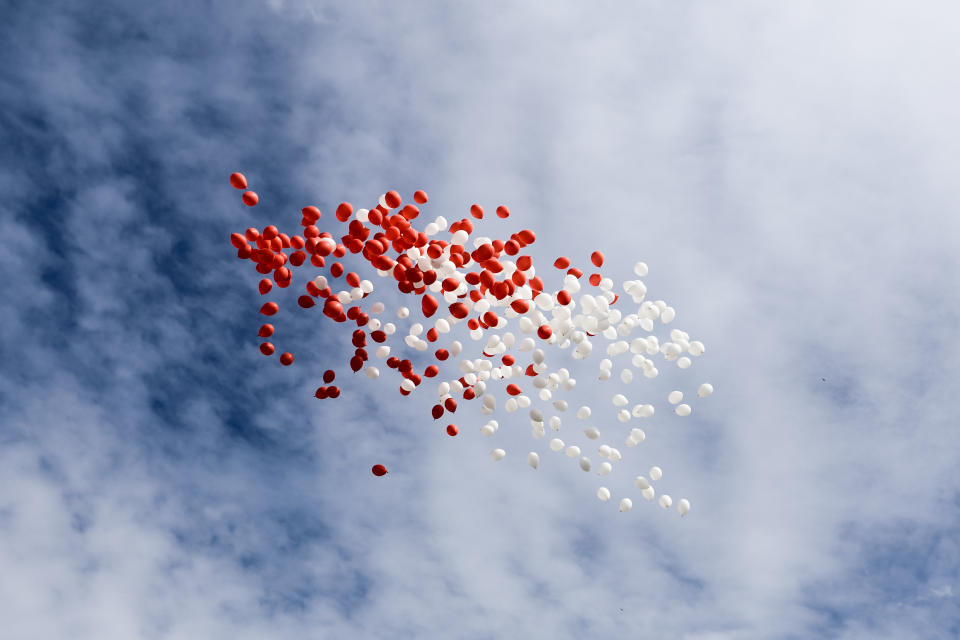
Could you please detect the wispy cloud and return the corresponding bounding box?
[1,1,958,639]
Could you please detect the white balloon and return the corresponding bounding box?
[608,448,622,462]
[634,476,650,489]
[630,428,646,443]
[597,487,611,501]
[675,403,692,416]
[650,466,662,481]
[400,378,415,392]
[549,438,565,452]
[365,366,380,379]
[659,494,673,509]
[619,498,633,512]
[491,449,506,461]
[617,409,630,422]
[584,427,600,439]
[677,357,692,369]
[397,306,410,318]
[678,499,691,516]
[632,404,654,418]
[633,261,648,277]
[565,445,581,458]
[527,452,540,469]
[597,461,613,476]
[612,394,628,407]
[641,487,655,501]
[598,445,612,458]
[579,457,592,472]
[698,383,714,398]
[369,301,385,314]
[549,416,562,431]
[620,369,634,383]
[668,390,683,404]
[689,341,706,356]
[480,424,496,437]
[576,406,592,419]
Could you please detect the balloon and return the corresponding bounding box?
[527,452,539,469]
[227,181,716,514]
[260,302,279,316]
[372,464,388,476]
[659,495,673,509]
[446,424,459,436]
[230,172,248,189]
[597,487,611,501]
[260,342,275,356]
[677,499,691,516]
[634,476,650,489]
[242,191,259,206]
[619,498,633,512]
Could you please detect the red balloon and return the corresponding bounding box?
[259,279,273,295]
[424,365,439,378]
[502,354,515,366]
[302,206,321,222]
[444,397,458,413]
[258,324,274,338]
[328,386,341,398]
[384,190,402,209]
[589,273,602,286]
[432,404,444,420]
[421,294,439,318]
[554,256,571,269]
[260,342,275,356]
[335,202,354,222]
[446,424,459,436]
[557,290,572,306]
[435,348,449,361]
[449,302,469,319]
[323,369,336,383]
[315,386,328,399]
[470,204,484,219]
[242,191,259,206]
[230,233,247,248]
[537,325,552,340]
[279,352,294,366]
[260,302,279,316]
[372,464,388,477]
[496,206,510,219]
[297,295,315,309]
[229,172,247,189]
[506,383,522,396]
[590,251,604,267]
[413,190,428,204]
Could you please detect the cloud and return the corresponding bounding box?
[1,1,958,638]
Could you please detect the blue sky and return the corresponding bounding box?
[1,1,958,638]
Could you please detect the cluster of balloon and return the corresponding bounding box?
[228,172,713,517]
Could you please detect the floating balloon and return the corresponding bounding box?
[372,464,388,476]
[227,176,715,518]
[230,172,248,189]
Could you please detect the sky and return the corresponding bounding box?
[1,1,959,638]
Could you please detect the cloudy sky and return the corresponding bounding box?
[2,1,958,638]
